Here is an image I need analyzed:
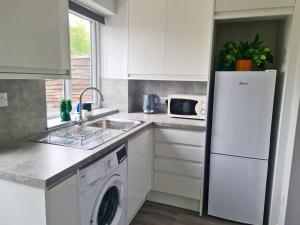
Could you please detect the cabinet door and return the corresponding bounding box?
[46,175,78,225]
[128,129,153,223]
[128,0,166,75]
[102,0,128,79]
[164,0,213,79]
[0,0,70,78]
[215,0,295,12]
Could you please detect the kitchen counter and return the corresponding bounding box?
[107,112,206,131]
[0,112,206,189]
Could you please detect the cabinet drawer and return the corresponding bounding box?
[155,142,204,163]
[154,172,201,200]
[154,158,203,179]
[155,128,205,146]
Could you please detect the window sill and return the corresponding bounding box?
[47,108,119,129]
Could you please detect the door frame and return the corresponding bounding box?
[269,1,300,224]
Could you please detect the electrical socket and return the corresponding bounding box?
[0,93,8,107]
[159,97,168,105]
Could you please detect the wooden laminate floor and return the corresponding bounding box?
[130,201,242,225]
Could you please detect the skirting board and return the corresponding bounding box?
[128,197,147,224]
[147,190,201,213]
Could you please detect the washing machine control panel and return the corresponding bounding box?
[116,146,127,164]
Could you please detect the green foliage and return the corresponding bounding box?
[249,34,274,70]
[217,33,274,71]
[217,41,238,71]
[70,23,91,56]
[237,41,252,60]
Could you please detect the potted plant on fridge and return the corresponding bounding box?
[217,34,274,71]
[235,40,253,71]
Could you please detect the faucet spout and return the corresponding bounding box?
[79,87,104,124]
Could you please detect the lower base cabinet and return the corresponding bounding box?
[127,127,206,221]
[151,128,206,214]
[0,174,78,225]
[127,129,153,223]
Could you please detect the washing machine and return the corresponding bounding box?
[78,144,127,225]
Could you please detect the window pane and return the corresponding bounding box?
[69,13,93,104]
[45,79,64,118]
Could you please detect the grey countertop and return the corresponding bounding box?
[0,112,206,189]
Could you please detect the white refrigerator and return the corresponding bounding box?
[208,71,276,225]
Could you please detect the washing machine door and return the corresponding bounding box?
[91,175,124,225]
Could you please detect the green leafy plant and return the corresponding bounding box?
[217,41,238,71]
[217,34,274,71]
[60,99,72,121]
[249,34,274,70]
[237,41,252,60]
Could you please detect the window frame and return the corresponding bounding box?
[46,11,102,120]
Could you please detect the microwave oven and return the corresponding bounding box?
[167,94,207,120]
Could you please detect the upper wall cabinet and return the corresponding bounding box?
[215,0,296,19]
[128,0,166,76]
[0,0,70,79]
[164,0,213,77]
[128,0,214,81]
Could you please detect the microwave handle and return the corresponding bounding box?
[195,101,201,115]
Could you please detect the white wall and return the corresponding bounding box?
[285,101,300,225]
[269,0,300,224]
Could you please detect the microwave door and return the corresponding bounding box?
[170,99,198,116]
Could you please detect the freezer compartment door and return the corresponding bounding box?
[208,153,268,225]
[211,71,276,159]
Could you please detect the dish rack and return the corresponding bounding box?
[48,125,113,147]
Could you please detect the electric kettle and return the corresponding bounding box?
[143,94,159,114]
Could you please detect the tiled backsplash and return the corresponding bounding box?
[0,79,207,148]
[100,78,129,112]
[0,80,47,148]
[128,80,207,112]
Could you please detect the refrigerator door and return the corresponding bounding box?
[208,153,268,225]
[211,71,276,159]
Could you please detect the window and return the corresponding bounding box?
[46,10,101,119]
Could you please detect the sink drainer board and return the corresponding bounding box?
[49,125,109,141]
[36,125,123,150]
[34,119,142,150]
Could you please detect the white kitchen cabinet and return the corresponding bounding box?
[127,129,153,223]
[215,0,295,12]
[0,174,77,225]
[148,128,206,214]
[128,0,166,75]
[214,0,295,19]
[164,0,213,78]
[0,0,70,79]
[128,0,213,81]
[46,175,78,225]
[101,0,128,79]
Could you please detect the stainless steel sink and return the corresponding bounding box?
[88,119,142,131]
[34,119,142,150]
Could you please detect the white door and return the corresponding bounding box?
[128,0,166,75]
[127,129,153,223]
[0,0,70,77]
[164,0,213,78]
[211,71,276,159]
[208,153,268,225]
